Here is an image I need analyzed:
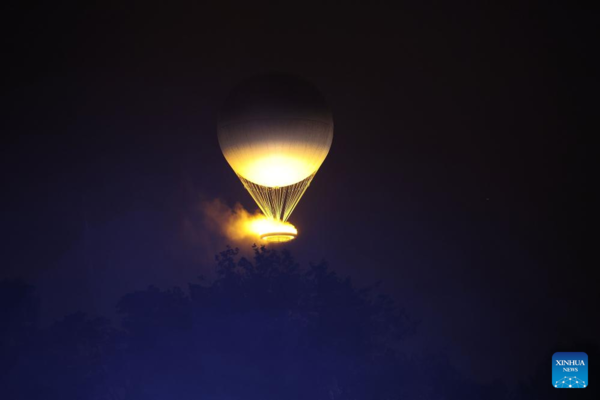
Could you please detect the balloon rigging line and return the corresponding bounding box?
[238,172,316,222]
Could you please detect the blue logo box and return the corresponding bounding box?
[552,352,588,389]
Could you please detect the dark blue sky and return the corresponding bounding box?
[1,0,595,388]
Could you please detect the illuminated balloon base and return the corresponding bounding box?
[260,231,297,243]
[248,215,298,244]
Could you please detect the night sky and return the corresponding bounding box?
[1,0,596,393]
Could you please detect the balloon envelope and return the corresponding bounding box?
[218,74,334,224]
[218,74,333,188]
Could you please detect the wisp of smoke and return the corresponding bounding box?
[201,199,262,243]
[199,199,297,245]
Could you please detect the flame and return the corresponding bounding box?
[247,216,297,243]
[199,199,298,244]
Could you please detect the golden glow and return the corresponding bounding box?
[232,153,319,188]
[218,120,333,188]
[247,215,298,243]
[223,147,328,188]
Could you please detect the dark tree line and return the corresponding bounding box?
[0,246,573,399]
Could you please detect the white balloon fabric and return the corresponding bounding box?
[218,118,332,188]
[218,74,333,222]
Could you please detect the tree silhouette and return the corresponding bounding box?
[116,245,415,399]
[0,247,523,399]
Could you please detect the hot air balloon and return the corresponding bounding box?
[218,74,333,242]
